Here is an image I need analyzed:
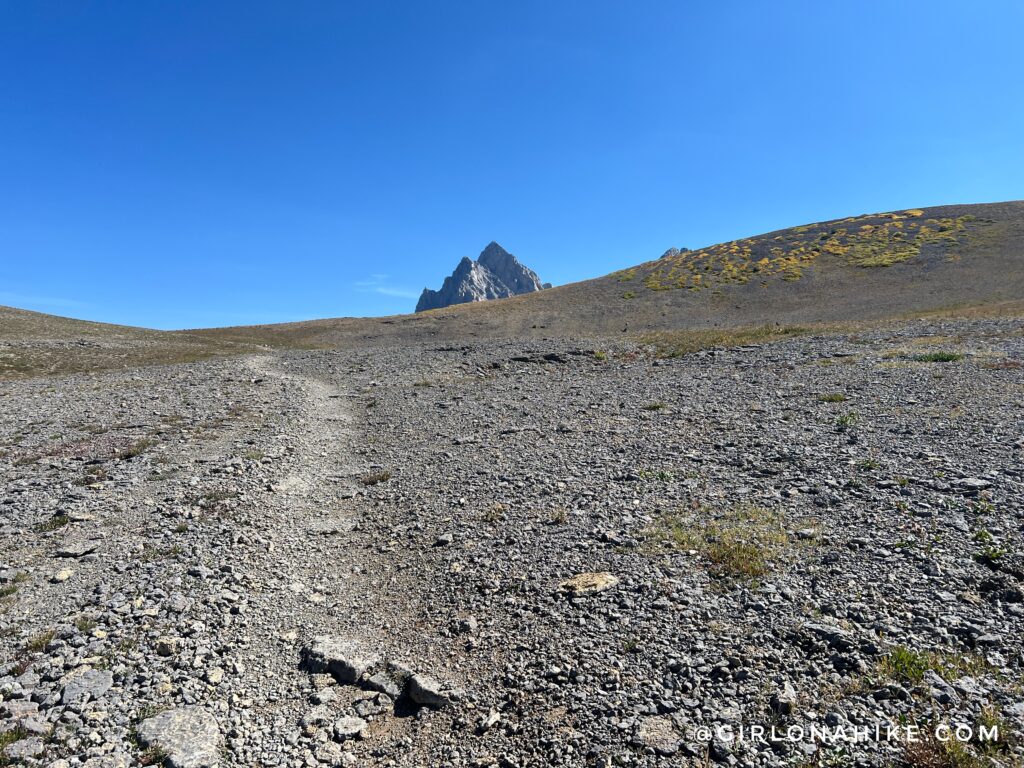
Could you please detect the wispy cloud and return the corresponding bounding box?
[373,286,420,299]
[0,292,91,311]
[352,274,419,300]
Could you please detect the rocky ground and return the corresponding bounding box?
[1,316,1023,768]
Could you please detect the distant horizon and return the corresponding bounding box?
[3,2,1023,329]
[2,196,1018,332]
[0,195,1015,331]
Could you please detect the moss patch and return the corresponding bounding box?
[639,213,984,292]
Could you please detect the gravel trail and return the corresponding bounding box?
[2,317,1023,768]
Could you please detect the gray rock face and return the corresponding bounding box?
[659,246,689,259]
[415,242,544,312]
[136,707,222,768]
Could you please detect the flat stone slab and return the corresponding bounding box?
[61,667,113,704]
[137,707,222,768]
[54,539,100,558]
[83,754,134,768]
[302,636,379,684]
[636,716,681,756]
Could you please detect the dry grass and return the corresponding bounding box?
[34,513,70,532]
[646,504,789,581]
[24,629,55,653]
[116,437,159,460]
[877,646,994,685]
[902,734,988,768]
[0,306,263,381]
[360,470,392,486]
[818,392,848,403]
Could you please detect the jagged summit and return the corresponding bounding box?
[415,242,545,312]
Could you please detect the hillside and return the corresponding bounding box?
[193,201,1024,349]
[0,305,254,380]
[3,201,1023,375]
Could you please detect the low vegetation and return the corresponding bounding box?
[0,306,261,382]
[877,645,993,685]
[116,437,159,460]
[818,392,848,403]
[913,351,964,363]
[360,470,392,486]
[902,732,989,768]
[24,629,55,653]
[646,504,788,581]
[637,212,984,292]
[0,726,31,761]
[34,513,70,532]
[835,412,858,431]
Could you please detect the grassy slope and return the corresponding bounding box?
[2,201,1022,379]
[193,201,1024,349]
[0,305,256,380]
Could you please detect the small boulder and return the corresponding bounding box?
[54,540,98,558]
[333,716,368,741]
[771,681,798,716]
[302,636,379,684]
[156,637,180,657]
[408,674,458,709]
[367,671,403,698]
[3,736,46,761]
[957,478,992,492]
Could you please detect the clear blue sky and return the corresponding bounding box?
[2,2,1022,329]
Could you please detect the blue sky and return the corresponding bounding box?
[2,2,1022,329]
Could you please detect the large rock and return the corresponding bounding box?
[301,636,379,684]
[415,242,545,312]
[408,674,458,709]
[61,667,113,704]
[136,707,222,768]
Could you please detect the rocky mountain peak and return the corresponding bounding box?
[416,243,545,312]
